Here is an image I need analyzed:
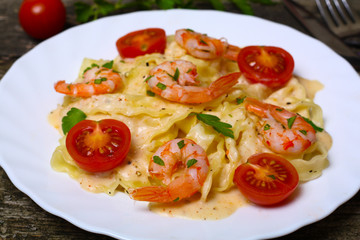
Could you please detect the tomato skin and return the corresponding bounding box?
[66,119,131,173]
[233,153,299,205]
[116,28,166,58]
[19,0,66,40]
[237,46,295,88]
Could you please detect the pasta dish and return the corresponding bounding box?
[48,28,332,220]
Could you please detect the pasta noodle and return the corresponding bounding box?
[49,35,332,219]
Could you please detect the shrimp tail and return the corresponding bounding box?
[244,97,269,118]
[209,72,241,98]
[128,186,173,203]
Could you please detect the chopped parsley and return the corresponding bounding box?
[144,75,153,82]
[236,96,246,104]
[287,116,297,129]
[299,129,308,135]
[167,68,180,81]
[301,116,324,132]
[264,124,271,131]
[146,90,155,96]
[187,159,198,168]
[177,140,185,149]
[102,60,113,69]
[94,77,107,84]
[156,82,167,90]
[153,156,165,166]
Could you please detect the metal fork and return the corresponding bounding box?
[316,0,360,38]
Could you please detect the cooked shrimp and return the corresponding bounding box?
[128,138,209,203]
[54,66,123,97]
[147,60,241,104]
[244,97,316,155]
[175,29,241,61]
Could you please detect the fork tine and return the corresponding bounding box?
[341,0,360,22]
[316,0,360,37]
[316,0,337,28]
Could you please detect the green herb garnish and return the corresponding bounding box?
[299,129,307,135]
[287,116,296,129]
[146,90,155,96]
[74,0,277,23]
[186,159,198,168]
[196,113,234,138]
[144,75,153,82]
[61,108,87,134]
[102,60,114,69]
[153,156,165,166]
[177,140,185,149]
[94,77,107,84]
[264,123,271,131]
[301,116,324,132]
[167,68,180,81]
[156,82,167,90]
[236,96,246,104]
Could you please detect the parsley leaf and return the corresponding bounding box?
[177,140,185,149]
[153,155,165,166]
[301,116,324,132]
[61,108,87,134]
[102,60,114,69]
[287,116,296,129]
[186,159,198,168]
[196,113,234,138]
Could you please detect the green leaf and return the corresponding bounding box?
[94,0,116,15]
[231,0,254,15]
[153,155,165,166]
[186,158,198,168]
[102,60,114,69]
[62,108,87,134]
[156,82,167,90]
[209,0,225,10]
[146,90,155,96]
[177,140,185,149]
[264,123,271,131]
[299,129,308,135]
[156,0,176,9]
[236,96,246,104]
[196,113,234,138]
[287,116,296,129]
[74,2,94,23]
[301,116,324,132]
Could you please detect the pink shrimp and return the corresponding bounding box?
[175,28,241,61]
[244,97,317,155]
[54,66,123,97]
[128,138,209,203]
[147,60,241,104]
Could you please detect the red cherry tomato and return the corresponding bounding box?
[237,46,295,88]
[233,153,299,205]
[116,28,166,58]
[66,119,131,173]
[18,0,66,40]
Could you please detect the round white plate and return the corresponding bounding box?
[0,9,359,240]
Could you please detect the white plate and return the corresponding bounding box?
[1,9,359,240]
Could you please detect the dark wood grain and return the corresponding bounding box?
[1,0,359,239]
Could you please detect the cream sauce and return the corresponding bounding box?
[149,188,248,220]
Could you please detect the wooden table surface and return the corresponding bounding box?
[1,0,359,239]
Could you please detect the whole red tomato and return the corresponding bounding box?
[18,0,66,40]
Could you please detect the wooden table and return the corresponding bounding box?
[1,0,359,239]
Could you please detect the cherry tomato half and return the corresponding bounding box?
[237,46,295,88]
[19,0,66,40]
[116,28,166,58]
[233,153,299,205]
[66,119,131,173]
